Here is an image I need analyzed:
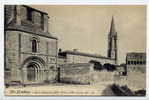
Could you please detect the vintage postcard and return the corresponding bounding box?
[4,5,146,96]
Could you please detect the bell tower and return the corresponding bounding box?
[107,16,118,64]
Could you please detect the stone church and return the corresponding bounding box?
[5,5,118,86]
[5,5,58,85]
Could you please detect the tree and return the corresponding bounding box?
[89,60,103,71]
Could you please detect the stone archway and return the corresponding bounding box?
[21,56,46,84]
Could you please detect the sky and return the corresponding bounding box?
[32,5,146,64]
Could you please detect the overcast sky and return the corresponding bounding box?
[32,5,146,64]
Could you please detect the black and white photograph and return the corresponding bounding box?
[4,5,146,96]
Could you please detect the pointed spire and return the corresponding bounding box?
[110,16,116,34]
[107,16,118,64]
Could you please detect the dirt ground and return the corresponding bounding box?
[4,83,114,96]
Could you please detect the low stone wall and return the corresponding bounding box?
[114,65,146,91]
[92,70,116,85]
[59,63,94,84]
[114,75,127,86]
[59,63,117,85]
[127,66,146,90]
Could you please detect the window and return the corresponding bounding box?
[140,61,142,65]
[127,61,130,65]
[27,7,33,21]
[41,14,44,30]
[131,61,134,65]
[134,61,136,65]
[32,39,37,52]
[137,61,139,65]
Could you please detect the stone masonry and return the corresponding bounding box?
[5,5,58,85]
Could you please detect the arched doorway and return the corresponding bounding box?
[27,63,36,81]
[22,56,46,84]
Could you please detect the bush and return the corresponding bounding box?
[89,60,103,71]
[134,90,146,96]
[103,63,116,71]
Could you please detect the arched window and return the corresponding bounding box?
[32,39,37,52]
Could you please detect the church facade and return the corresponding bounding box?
[5,5,58,85]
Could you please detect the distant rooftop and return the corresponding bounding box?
[59,50,114,60]
[126,52,146,60]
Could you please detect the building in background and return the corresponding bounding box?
[5,5,58,86]
[58,17,118,66]
[126,52,146,67]
[126,52,146,90]
[58,50,115,65]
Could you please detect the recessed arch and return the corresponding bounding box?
[22,56,46,84]
[22,56,45,68]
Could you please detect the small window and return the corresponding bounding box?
[127,61,130,65]
[41,14,44,30]
[131,61,134,65]
[140,61,142,65]
[137,61,139,65]
[134,61,136,65]
[32,39,37,52]
[27,7,33,21]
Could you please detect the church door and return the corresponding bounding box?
[27,64,36,81]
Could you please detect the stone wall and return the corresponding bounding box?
[5,5,57,85]
[5,30,58,85]
[66,54,115,65]
[59,63,117,85]
[4,5,15,25]
[59,63,94,84]
[58,57,66,65]
[114,75,127,86]
[92,70,116,85]
[127,65,146,90]
[5,31,20,82]
[20,5,49,32]
[114,65,146,91]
